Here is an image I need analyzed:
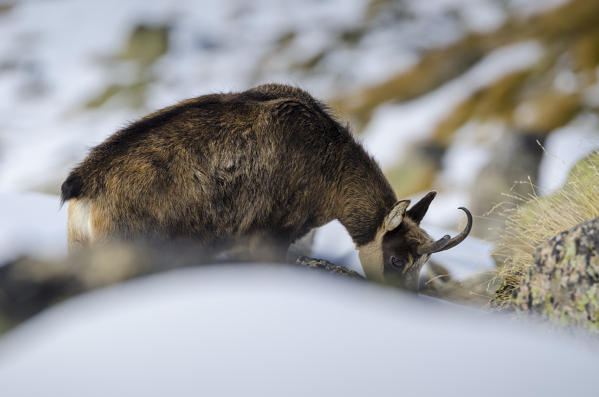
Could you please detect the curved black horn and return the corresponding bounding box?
[435,207,473,253]
[417,207,472,255]
[417,234,451,255]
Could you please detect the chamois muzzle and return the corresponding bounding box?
[416,207,472,255]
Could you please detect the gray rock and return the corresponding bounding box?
[422,261,499,308]
[511,217,599,333]
[296,256,364,280]
[470,132,544,240]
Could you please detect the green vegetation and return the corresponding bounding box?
[573,26,599,72]
[332,34,485,129]
[85,80,151,110]
[384,155,437,198]
[291,51,326,72]
[0,2,14,14]
[333,0,599,134]
[85,24,169,110]
[120,25,169,65]
[515,92,580,132]
[493,152,599,308]
[431,70,532,147]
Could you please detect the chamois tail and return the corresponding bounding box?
[60,171,83,205]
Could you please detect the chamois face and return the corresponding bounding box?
[381,218,433,290]
[358,191,472,291]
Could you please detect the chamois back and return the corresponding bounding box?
[61,84,391,256]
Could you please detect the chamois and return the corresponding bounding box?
[61,83,471,290]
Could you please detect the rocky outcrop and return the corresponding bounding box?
[492,151,599,309]
[422,262,499,308]
[296,256,364,280]
[469,132,544,240]
[510,218,599,333]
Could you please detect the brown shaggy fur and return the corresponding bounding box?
[62,84,398,258]
[61,83,474,288]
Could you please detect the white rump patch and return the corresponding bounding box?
[68,199,93,242]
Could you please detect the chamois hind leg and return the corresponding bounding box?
[67,198,92,251]
[286,229,316,262]
[67,199,111,251]
[223,235,290,263]
[249,235,292,263]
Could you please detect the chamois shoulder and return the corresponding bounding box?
[263,97,353,145]
[244,83,335,116]
[242,83,321,105]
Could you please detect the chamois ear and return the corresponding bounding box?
[384,200,410,232]
[406,191,437,225]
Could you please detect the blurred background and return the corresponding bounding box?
[1,0,599,257]
[2,1,599,392]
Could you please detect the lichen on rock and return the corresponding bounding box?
[511,217,599,333]
[296,256,364,280]
[492,151,599,308]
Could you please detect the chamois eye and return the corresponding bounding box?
[390,256,406,270]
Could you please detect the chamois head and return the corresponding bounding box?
[358,191,472,291]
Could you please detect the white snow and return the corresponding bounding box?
[0,193,67,264]
[0,265,596,397]
[362,41,544,169]
[311,220,363,274]
[537,113,599,195]
[424,224,496,279]
[0,0,370,193]
[582,67,599,108]
[438,120,506,190]
[506,0,570,18]
[408,0,506,34]
[0,0,556,194]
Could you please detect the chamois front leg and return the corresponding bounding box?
[222,234,291,264]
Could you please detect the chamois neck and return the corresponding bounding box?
[337,149,397,246]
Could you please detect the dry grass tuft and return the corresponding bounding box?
[492,150,599,307]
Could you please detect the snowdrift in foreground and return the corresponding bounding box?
[0,265,596,397]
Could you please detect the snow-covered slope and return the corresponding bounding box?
[0,264,596,397]
[0,0,583,194]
